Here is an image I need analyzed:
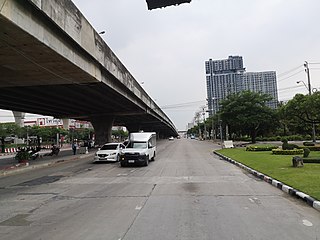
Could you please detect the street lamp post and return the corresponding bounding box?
[26,126,29,147]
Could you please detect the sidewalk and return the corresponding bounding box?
[0,148,96,177]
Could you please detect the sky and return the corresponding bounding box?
[1,0,320,130]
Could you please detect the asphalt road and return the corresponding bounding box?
[0,139,319,240]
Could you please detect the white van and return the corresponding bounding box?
[120,132,156,167]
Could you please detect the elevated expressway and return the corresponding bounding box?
[0,0,178,144]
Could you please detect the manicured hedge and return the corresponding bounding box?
[303,158,320,163]
[272,149,304,155]
[303,142,315,146]
[300,146,320,151]
[246,145,278,151]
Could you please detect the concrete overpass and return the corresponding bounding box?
[0,0,178,144]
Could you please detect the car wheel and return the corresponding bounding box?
[144,157,149,166]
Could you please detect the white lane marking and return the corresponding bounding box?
[302,219,313,227]
[117,173,127,176]
[248,198,255,203]
[135,205,142,210]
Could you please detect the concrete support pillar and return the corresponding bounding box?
[125,123,141,133]
[62,119,69,130]
[90,116,114,146]
[12,111,25,127]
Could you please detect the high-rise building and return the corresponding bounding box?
[205,56,278,115]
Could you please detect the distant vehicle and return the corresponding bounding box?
[190,135,195,139]
[43,145,60,156]
[168,136,174,141]
[93,142,125,162]
[120,132,156,167]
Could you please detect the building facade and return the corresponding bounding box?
[205,56,278,115]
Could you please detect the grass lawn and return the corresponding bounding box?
[217,148,320,201]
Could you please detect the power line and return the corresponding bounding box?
[277,85,302,92]
[277,65,303,78]
[160,100,206,110]
[277,69,304,83]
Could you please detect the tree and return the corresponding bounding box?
[283,92,320,141]
[0,123,20,152]
[285,92,320,124]
[219,91,276,143]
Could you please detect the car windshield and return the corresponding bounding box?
[100,144,118,150]
[128,142,147,149]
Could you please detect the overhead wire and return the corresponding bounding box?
[277,65,303,78]
[160,100,206,110]
[277,69,304,83]
[277,85,304,92]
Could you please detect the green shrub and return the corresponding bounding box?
[282,142,299,150]
[272,149,304,155]
[246,145,278,151]
[303,142,315,146]
[300,146,320,151]
[303,148,310,157]
[304,135,312,140]
[288,135,304,141]
[303,158,320,163]
[14,151,31,162]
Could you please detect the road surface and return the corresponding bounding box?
[0,138,319,240]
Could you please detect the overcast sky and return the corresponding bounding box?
[1,0,320,130]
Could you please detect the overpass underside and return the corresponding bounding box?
[0,0,177,143]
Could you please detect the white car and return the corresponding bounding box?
[93,143,125,162]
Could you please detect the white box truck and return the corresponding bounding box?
[120,132,156,167]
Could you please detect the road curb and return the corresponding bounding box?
[213,151,320,213]
[0,152,95,177]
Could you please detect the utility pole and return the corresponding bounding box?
[219,119,223,148]
[202,107,206,140]
[304,61,312,95]
[304,61,316,142]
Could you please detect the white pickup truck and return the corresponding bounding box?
[120,132,156,167]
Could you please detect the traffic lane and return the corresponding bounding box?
[123,194,319,240]
[120,139,320,239]
[0,151,97,189]
[0,184,154,240]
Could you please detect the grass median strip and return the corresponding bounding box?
[216,148,320,201]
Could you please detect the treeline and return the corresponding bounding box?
[188,91,320,143]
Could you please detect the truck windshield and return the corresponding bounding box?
[129,142,147,149]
